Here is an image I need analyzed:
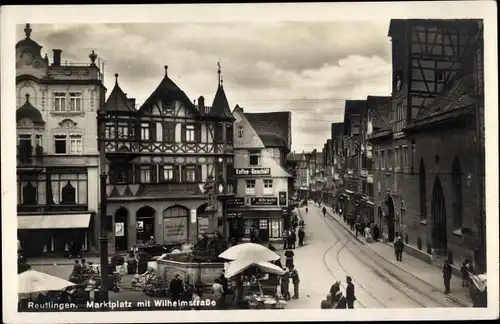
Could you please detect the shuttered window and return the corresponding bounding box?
[163,122,176,143]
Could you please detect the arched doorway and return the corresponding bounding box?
[431,177,447,252]
[114,207,129,251]
[419,159,427,220]
[136,206,155,245]
[385,196,396,242]
[197,203,213,236]
[163,205,189,244]
[452,157,463,229]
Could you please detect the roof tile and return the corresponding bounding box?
[244,111,291,150]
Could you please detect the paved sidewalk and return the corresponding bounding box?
[319,203,473,307]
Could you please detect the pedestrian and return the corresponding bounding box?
[394,237,404,262]
[280,268,291,300]
[282,230,288,249]
[290,266,300,299]
[442,258,453,294]
[291,229,297,249]
[355,220,360,236]
[322,206,327,217]
[284,248,295,269]
[329,281,341,297]
[373,224,380,241]
[212,278,225,309]
[299,219,305,227]
[286,229,294,249]
[169,273,185,306]
[298,226,305,246]
[345,276,356,309]
[219,270,229,308]
[320,294,334,309]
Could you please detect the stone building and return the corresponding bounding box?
[229,107,292,242]
[368,19,484,269]
[100,65,235,251]
[16,24,105,256]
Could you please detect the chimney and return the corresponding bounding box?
[128,98,136,109]
[52,49,62,66]
[198,96,205,113]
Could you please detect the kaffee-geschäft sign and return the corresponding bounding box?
[234,168,271,176]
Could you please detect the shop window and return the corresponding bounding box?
[270,219,282,238]
[259,219,268,229]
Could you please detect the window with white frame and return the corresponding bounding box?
[249,150,260,166]
[54,92,66,112]
[69,93,82,112]
[140,165,151,183]
[163,165,174,181]
[263,179,273,195]
[245,180,256,195]
[141,123,150,140]
[185,165,196,182]
[185,125,195,142]
[69,135,83,154]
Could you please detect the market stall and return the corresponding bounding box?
[219,243,288,309]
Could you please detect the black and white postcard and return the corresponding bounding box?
[1,2,498,323]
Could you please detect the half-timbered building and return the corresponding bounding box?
[368,19,485,270]
[16,24,105,256]
[100,65,235,251]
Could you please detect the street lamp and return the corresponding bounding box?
[97,110,109,304]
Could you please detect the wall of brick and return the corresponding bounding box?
[371,123,480,265]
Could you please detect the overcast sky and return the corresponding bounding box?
[17,22,392,152]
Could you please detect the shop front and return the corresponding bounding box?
[17,213,93,257]
[226,197,285,243]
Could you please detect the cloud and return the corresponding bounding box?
[17,21,392,152]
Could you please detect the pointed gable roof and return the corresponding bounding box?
[209,84,234,119]
[366,96,392,130]
[102,74,135,112]
[244,111,291,150]
[17,94,44,124]
[139,65,198,115]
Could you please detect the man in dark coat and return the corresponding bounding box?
[219,270,229,309]
[169,273,185,304]
[280,268,291,300]
[322,206,327,217]
[345,276,356,309]
[290,266,300,299]
[290,229,297,249]
[442,259,453,294]
[284,249,294,269]
[394,237,404,261]
[298,226,305,246]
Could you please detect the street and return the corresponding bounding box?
[281,202,465,309]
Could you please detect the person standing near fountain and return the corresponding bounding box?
[169,273,185,308]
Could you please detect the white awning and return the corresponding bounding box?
[344,189,354,194]
[18,214,92,230]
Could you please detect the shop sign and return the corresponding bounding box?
[198,217,210,234]
[190,209,197,224]
[163,217,187,243]
[115,222,125,237]
[234,168,271,176]
[226,197,245,206]
[278,191,287,206]
[226,212,243,218]
[251,197,278,206]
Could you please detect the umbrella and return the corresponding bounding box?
[224,259,286,279]
[219,243,280,262]
[18,269,76,294]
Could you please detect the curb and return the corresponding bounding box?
[325,211,366,245]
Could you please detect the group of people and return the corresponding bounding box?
[282,214,306,249]
[167,273,207,310]
[354,218,380,242]
[321,276,357,309]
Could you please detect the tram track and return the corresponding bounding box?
[306,203,464,308]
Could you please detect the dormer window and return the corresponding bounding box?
[237,126,244,138]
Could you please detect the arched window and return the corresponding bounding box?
[419,159,427,220]
[163,205,189,243]
[452,157,463,229]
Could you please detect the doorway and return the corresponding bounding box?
[258,219,269,242]
[114,207,129,251]
[386,196,396,242]
[136,206,155,245]
[431,177,447,252]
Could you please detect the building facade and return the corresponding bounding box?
[330,122,345,211]
[341,100,366,221]
[369,19,485,269]
[228,107,292,242]
[100,65,235,251]
[16,24,105,256]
